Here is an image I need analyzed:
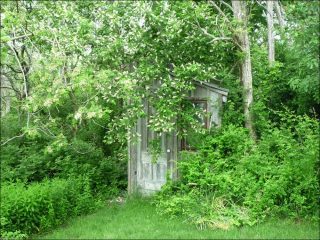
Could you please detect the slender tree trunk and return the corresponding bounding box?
[274,0,285,29]
[267,1,275,64]
[232,0,256,140]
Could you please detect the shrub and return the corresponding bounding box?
[1,138,127,197]
[0,217,27,240]
[1,112,127,198]
[155,113,319,229]
[0,177,100,238]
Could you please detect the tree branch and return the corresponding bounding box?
[209,1,231,23]
[0,86,20,93]
[7,43,28,98]
[8,25,31,127]
[219,0,234,14]
[22,27,41,53]
[194,19,232,44]
[9,33,33,42]
[1,132,26,146]
[3,74,22,98]
[3,63,23,74]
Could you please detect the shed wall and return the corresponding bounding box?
[129,83,227,194]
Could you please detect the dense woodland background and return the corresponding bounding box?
[0,1,319,238]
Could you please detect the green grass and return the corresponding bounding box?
[37,198,319,239]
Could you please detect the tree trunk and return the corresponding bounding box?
[267,0,275,64]
[231,0,256,140]
[274,0,285,29]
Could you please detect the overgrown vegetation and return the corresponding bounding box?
[1,178,100,239]
[1,114,126,237]
[156,112,319,229]
[0,1,319,238]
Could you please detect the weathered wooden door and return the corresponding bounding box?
[137,132,167,194]
[133,100,177,195]
[138,151,167,193]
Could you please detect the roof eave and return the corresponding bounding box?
[194,80,229,96]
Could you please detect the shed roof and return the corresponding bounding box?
[194,80,229,96]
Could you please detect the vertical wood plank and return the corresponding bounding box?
[172,130,178,180]
[141,99,148,151]
[137,118,142,182]
[128,124,137,194]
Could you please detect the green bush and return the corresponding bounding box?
[56,142,127,196]
[1,138,127,197]
[0,217,27,240]
[1,109,127,198]
[155,113,319,229]
[0,177,100,238]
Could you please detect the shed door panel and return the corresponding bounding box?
[136,103,170,193]
[139,151,167,192]
[137,123,167,193]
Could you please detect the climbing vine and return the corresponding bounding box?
[148,138,162,163]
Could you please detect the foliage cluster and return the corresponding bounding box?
[1,141,126,197]
[1,112,126,239]
[1,108,127,194]
[0,1,234,145]
[1,177,101,238]
[155,112,319,229]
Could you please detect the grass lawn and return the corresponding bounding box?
[37,197,319,239]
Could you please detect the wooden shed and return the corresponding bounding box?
[128,80,228,195]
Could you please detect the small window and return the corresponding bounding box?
[192,100,208,128]
[181,99,208,151]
